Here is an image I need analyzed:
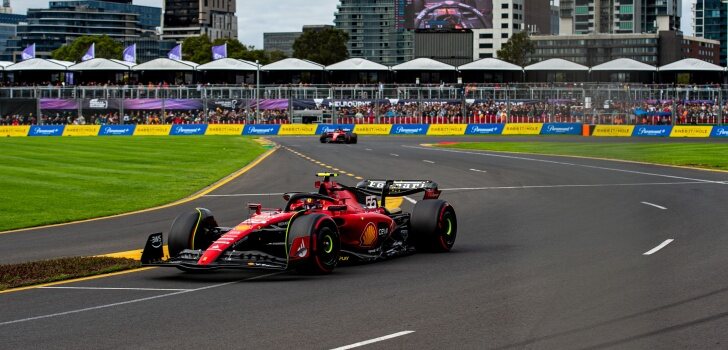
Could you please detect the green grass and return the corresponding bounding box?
[437,142,728,171]
[0,136,266,231]
[0,257,140,291]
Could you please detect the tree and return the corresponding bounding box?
[496,31,535,67]
[52,35,123,62]
[292,28,349,65]
[182,35,213,63]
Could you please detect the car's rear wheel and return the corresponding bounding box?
[288,214,340,274]
[350,134,358,144]
[410,200,457,252]
[168,208,219,257]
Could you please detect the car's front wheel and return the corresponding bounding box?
[168,208,219,257]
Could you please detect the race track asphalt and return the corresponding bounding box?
[1,136,728,349]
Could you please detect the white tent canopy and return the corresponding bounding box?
[68,58,132,71]
[197,58,259,71]
[0,61,13,71]
[132,58,198,71]
[524,58,589,71]
[110,59,136,68]
[391,58,456,71]
[591,58,657,72]
[262,58,324,71]
[326,58,389,71]
[4,58,70,72]
[659,58,724,72]
[458,58,522,71]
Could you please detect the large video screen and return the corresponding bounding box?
[405,0,493,29]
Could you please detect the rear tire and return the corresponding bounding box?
[410,200,457,252]
[288,214,340,274]
[350,134,358,144]
[168,208,219,257]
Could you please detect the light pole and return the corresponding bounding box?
[255,59,260,124]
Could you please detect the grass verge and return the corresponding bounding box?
[436,142,728,171]
[0,257,140,291]
[0,136,266,231]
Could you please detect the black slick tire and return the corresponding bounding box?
[167,208,219,257]
[288,214,340,274]
[410,200,457,252]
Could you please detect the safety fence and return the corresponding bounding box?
[1,123,727,138]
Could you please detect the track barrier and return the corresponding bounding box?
[0,124,722,138]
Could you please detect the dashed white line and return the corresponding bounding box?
[423,160,435,164]
[469,168,487,173]
[403,196,417,204]
[404,145,726,184]
[40,287,190,291]
[641,202,667,210]
[643,239,674,255]
[330,331,415,350]
[0,272,283,327]
[441,181,709,191]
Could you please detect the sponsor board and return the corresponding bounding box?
[426,124,467,136]
[243,125,280,136]
[391,124,429,135]
[170,124,207,136]
[711,126,728,138]
[670,126,713,138]
[541,123,582,135]
[99,125,135,136]
[632,125,672,137]
[316,124,356,134]
[62,125,100,137]
[28,125,64,137]
[592,125,635,137]
[0,125,30,137]
[278,124,318,135]
[502,123,543,135]
[205,124,244,135]
[133,125,172,136]
[465,124,504,135]
[353,124,392,135]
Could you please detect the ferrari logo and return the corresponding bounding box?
[360,223,377,247]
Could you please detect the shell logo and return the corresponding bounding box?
[360,223,377,247]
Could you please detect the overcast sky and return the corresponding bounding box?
[10,0,695,47]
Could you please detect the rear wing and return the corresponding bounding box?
[355,179,441,203]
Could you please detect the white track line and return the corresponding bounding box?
[403,196,417,204]
[331,331,415,350]
[390,153,400,157]
[470,168,487,173]
[365,148,372,151]
[643,239,674,255]
[40,287,190,291]
[423,160,435,164]
[404,145,727,184]
[441,181,709,191]
[0,272,283,327]
[641,202,667,210]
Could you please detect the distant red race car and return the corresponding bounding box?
[320,129,358,144]
[141,173,456,274]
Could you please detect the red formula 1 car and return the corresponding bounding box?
[141,173,456,274]
[320,129,358,144]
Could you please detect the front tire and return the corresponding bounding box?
[410,200,457,252]
[168,208,219,257]
[288,214,340,274]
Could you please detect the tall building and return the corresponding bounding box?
[524,0,552,34]
[334,0,413,65]
[472,0,526,60]
[693,0,727,65]
[264,25,334,57]
[8,1,163,60]
[559,0,681,35]
[162,0,237,41]
[0,12,25,61]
